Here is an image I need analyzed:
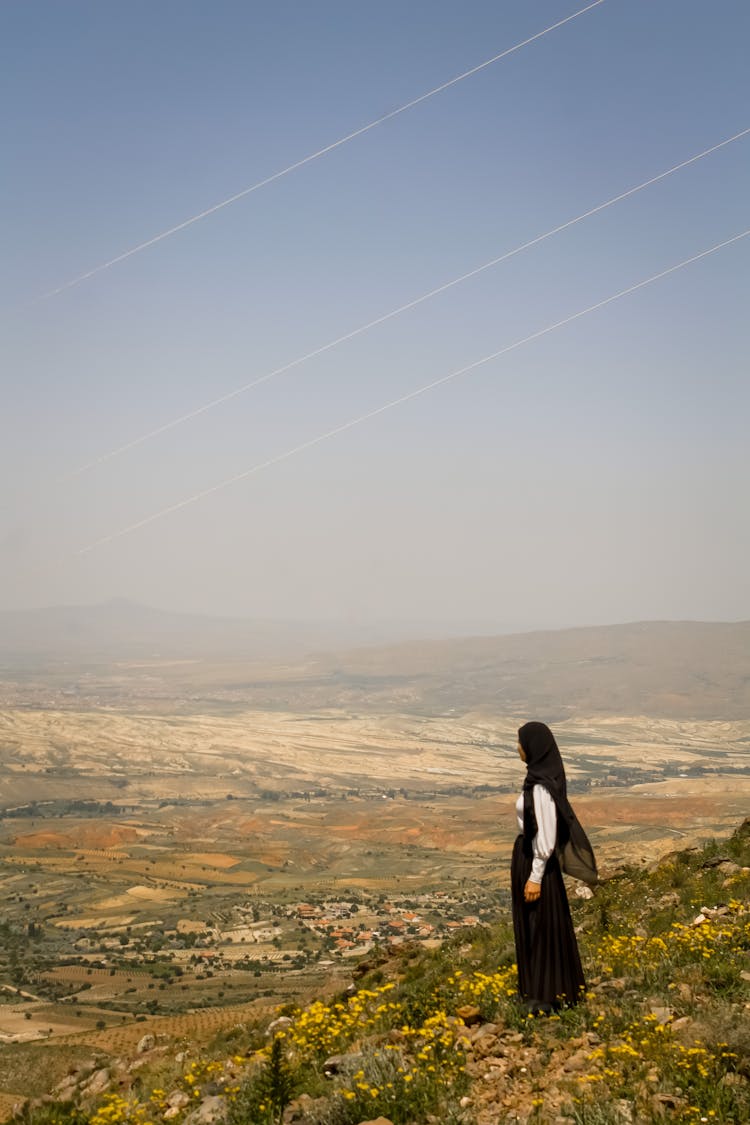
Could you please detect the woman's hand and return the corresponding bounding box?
[524,879,542,902]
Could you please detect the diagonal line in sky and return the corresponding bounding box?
[32,0,608,305]
[75,226,750,558]
[66,126,750,478]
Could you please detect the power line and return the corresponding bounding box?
[32,0,608,305]
[75,226,749,557]
[67,126,750,478]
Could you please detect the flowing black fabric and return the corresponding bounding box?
[518,721,598,886]
[511,721,590,1009]
[511,835,585,1009]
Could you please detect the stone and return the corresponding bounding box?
[470,1021,499,1042]
[648,1005,673,1024]
[721,1072,749,1088]
[562,1047,591,1073]
[51,1077,77,1103]
[596,977,626,993]
[137,1034,156,1054]
[283,1093,327,1123]
[355,1119,394,1125]
[266,1016,293,1037]
[472,1034,499,1059]
[167,1091,190,1109]
[614,1101,634,1123]
[81,1069,111,1098]
[183,1095,228,1125]
[575,884,594,899]
[456,1004,482,1026]
[651,1092,687,1116]
[671,1016,693,1033]
[323,1054,346,1076]
[691,912,708,926]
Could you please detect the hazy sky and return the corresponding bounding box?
[2,0,748,629]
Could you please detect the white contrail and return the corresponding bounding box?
[67,126,750,477]
[33,0,608,305]
[76,226,750,557]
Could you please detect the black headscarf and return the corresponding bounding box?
[518,720,598,884]
[519,721,568,805]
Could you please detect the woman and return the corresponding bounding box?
[511,721,593,1013]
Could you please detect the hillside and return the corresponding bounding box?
[316,620,750,720]
[2,820,748,1125]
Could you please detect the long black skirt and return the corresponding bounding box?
[511,834,585,1009]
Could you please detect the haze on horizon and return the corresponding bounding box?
[2,1,748,630]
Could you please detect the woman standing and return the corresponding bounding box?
[511,721,594,1013]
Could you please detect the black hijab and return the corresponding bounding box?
[519,720,568,805]
[518,721,598,884]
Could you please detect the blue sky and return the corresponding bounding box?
[2,0,748,628]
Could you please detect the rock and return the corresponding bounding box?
[470,1021,499,1042]
[671,1016,693,1033]
[323,1053,361,1077]
[183,1095,228,1125]
[472,1034,499,1059]
[596,977,626,993]
[459,1096,472,1108]
[575,885,594,899]
[614,1101,634,1123]
[167,1091,191,1110]
[51,1077,78,1103]
[648,1005,673,1024]
[456,1004,482,1026]
[657,892,680,909]
[701,855,731,868]
[721,1073,749,1088]
[283,1093,328,1123]
[164,1110,181,1120]
[175,1051,188,1064]
[651,1092,687,1116]
[137,1034,156,1054]
[691,913,708,927]
[355,1119,394,1125]
[740,970,750,983]
[718,861,740,874]
[81,1069,111,1098]
[562,1047,591,1074]
[267,1016,293,1037]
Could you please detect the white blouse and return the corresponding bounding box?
[516,785,557,884]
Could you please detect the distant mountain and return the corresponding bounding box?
[315,620,750,720]
[1,606,747,719]
[0,600,517,664]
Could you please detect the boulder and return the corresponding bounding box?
[167,1091,191,1110]
[137,1034,156,1054]
[183,1095,228,1125]
[323,1052,361,1077]
[81,1069,111,1098]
